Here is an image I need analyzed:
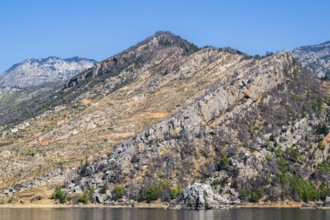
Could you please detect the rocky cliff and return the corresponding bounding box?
[0,32,329,207]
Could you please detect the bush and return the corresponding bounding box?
[113,185,125,200]
[279,156,288,174]
[212,178,220,188]
[240,188,249,201]
[169,186,182,199]
[311,98,323,114]
[99,184,108,194]
[77,194,89,204]
[216,156,231,171]
[318,142,325,150]
[79,158,89,176]
[319,183,330,201]
[290,147,299,161]
[316,123,329,135]
[249,190,262,203]
[139,186,159,202]
[316,163,330,174]
[139,179,171,202]
[51,185,67,204]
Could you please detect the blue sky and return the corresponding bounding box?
[0,0,329,73]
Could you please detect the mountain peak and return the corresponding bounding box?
[125,31,199,55]
[153,30,176,38]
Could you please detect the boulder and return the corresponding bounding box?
[173,183,238,209]
[73,186,83,194]
[325,196,330,207]
[94,194,104,204]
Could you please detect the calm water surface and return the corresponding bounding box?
[0,208,329,220]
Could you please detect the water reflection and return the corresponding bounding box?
[0,208,329,220]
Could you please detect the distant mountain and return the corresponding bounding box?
[0,57,97,88]
[292,41,330,78]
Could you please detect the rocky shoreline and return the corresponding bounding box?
[2,183,329,210]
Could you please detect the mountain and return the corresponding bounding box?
[0,32,329,208]
[292,41,330,78]
[0,56,97,88]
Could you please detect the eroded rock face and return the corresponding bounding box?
[173,183,238,209]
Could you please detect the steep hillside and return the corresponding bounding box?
[292,41,330,78]
[0,32,329,207]
[68,52,330,206]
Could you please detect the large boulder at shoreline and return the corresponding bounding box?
[325,196,330,207]
[173,183,239,210]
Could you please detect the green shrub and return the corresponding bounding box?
[324,96,330,106]
[51,185,67,204]
[318,142,325,150]
[317,163,330,174]
[212,178,220,188]
[77,194,89,204]
[249,191,260,203]
[291,94,300,103]
[319,183,330,201]
[76,185,95,204]
[216,156,231,171]
[79,158,89,176]
[290,147,299,161]
[113,185,125,200]
[240,188,249,201]
[138,179,173,202]
[99,184,108,194]
[266,155,273,161]
[316,123,329,135]
[139,186,159,202]
[279,156,288,173]
[169,186,182,199]
[311,98,323,114]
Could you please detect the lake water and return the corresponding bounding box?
[0,208,329,220]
